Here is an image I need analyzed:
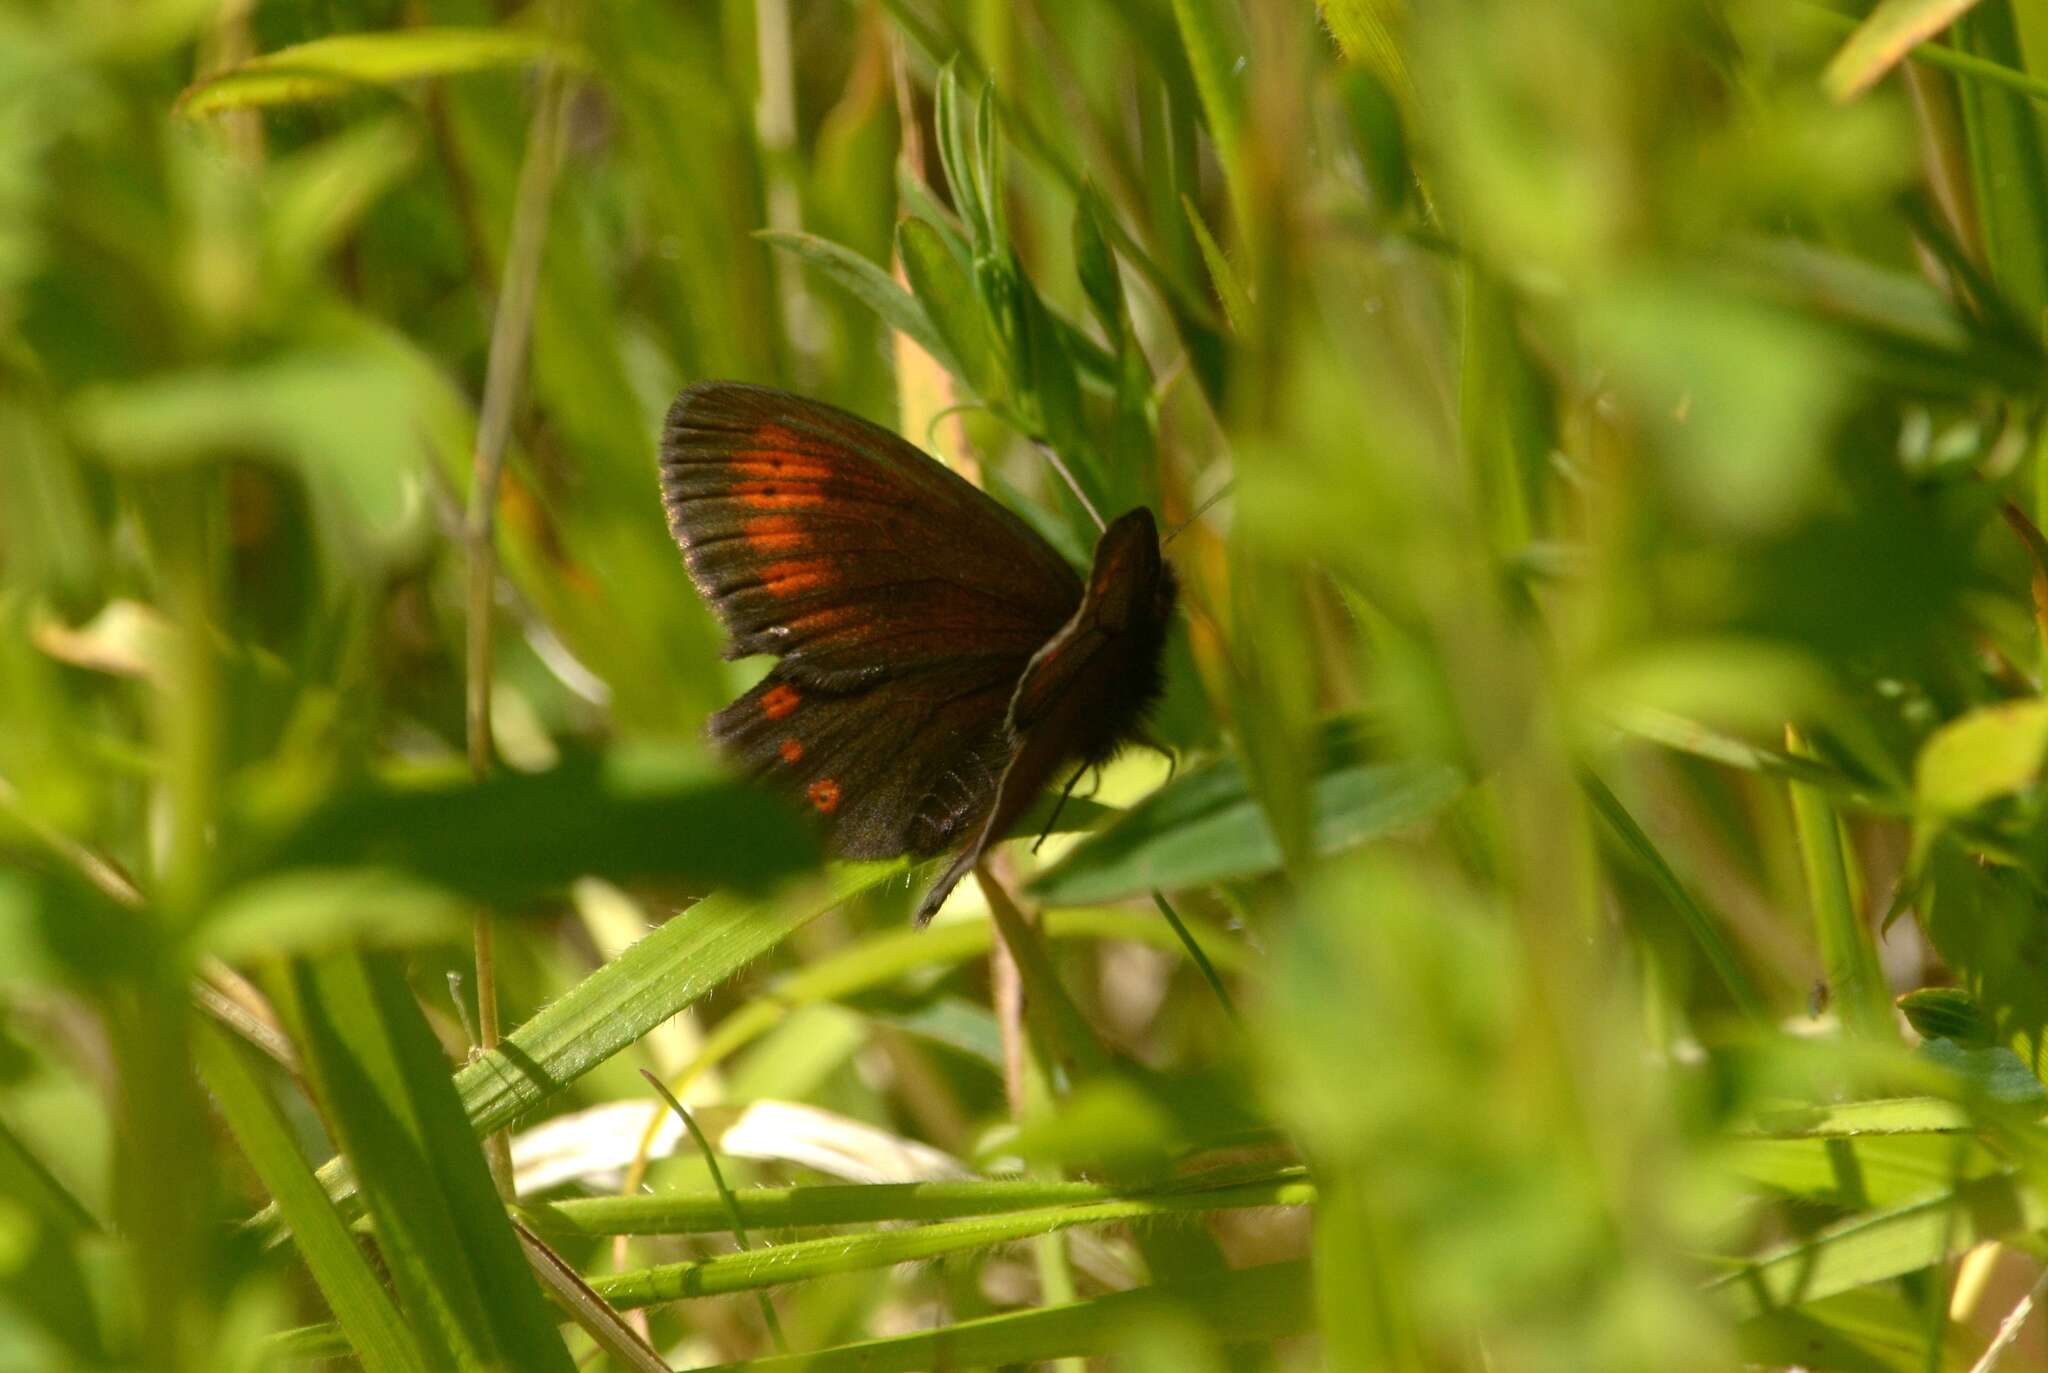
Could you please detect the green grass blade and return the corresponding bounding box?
[591,1180,1312,1306]
[285,952,576,1371]
[521,1163,1308,1237]
[1170,0,1252,240]
[0,1105,105,1357]
[1180,194,1252,335]
[1735,1097,1975,1138]
[898,217,1006,403]
[1954,4,2048,321]
[1822,0,1987,102]
[1581,771,1770,1025]
[194,1022,428,1373]
[254,751,820,906]
[661,904,1248,1094]
[1786,726,1894,1042]
[755,229,961,380]
[453,861,908,1137]
[1711,1171,2048,1319]
[177,28,575,116]
[1032,721,1464,903]
[689,1260,1313,1371]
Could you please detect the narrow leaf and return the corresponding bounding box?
[1181,194,1252,335]
[897,217,1004,401]
[454,860,907,1140]
[592,1181,1312,1306]
[195,1023,427,1373]
[285,953,576,1371]
[523,1163,1306,1237]
[1711,1171,2048,1319]
[1823,0,1987,102]
[1033,720,1463,904]
[1582,771,1768,1024]
[756,230,961,379]
[663,906,1248,1094]
[1914,698,2048,817]
[1171,0,1252,236]
[178,28,572,116]
[257,750,821,905]
[684,1260,1312,1372]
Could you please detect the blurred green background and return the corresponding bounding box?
[13,0,2048,1369]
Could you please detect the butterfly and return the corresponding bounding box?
[658,381,1177,924]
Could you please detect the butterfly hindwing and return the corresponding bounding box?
[710,665,1016,857]
[659,383,1082,689]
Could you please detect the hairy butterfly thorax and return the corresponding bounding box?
[657,382,1175,924]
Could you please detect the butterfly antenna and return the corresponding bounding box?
[1033,441,1106,532]
[1164,480,1234,545]
[1033,761,1092,853]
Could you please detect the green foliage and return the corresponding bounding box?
[18,1,2048,1370]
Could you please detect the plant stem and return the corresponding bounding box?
[466,53,571,1200]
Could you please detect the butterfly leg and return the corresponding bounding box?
[1031,762,1093,855]
[1131,725,1179,781]
[916,726,1070,928]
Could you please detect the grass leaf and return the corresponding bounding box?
[178,28,574,116]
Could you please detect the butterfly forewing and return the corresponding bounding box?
[659,383,1081,686]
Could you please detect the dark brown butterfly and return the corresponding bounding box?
[658,381,1176,924]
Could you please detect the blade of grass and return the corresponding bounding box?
[284,952,577,1371]
[1795,3,2048,109]
[177,28,576,116]
[1149,890,1239,1022]
[975,866,1113,1084]
[877,0,1229,403]
[1735,1097,1976,1138]
[451,861,908,1139]
[590,1180,1313,1306]
[756,229,961,379]
[1581,770,1769,1025]
[1169,0,1253,251]
[194,1021,428,1373]
[1951,3,2048,323]
[521,1162,1310,1237]
[1786,725,1894,1042]
[684,1259,1314,1372]
[1823,0,1988,102]
[292,865,907,1223]
[1711,1170,2048,1320]
[642,904,1245,1110]
[1180,194,1252,335]
[641,1070,785,1351]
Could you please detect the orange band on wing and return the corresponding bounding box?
[779,737,804,764]
[762,560,832,597]
[761,684,801,720]
[745,515,806,554]
[807,778,841,813]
